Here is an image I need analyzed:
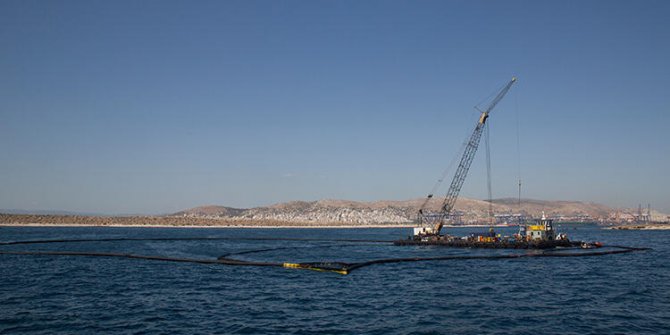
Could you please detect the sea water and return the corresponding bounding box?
[1,225,668,334]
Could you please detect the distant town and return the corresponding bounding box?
[2,197,667,228]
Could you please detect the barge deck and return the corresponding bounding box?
[393,238,579,249]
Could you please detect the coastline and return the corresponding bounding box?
[0,223,521,229]
[1,214,521,229]
[606,224,670,230]
[0,223,416,229]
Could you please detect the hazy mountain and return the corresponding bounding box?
[170,197,657,224]
[171,205,246,217]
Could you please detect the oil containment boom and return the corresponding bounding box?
[417,77,517,238]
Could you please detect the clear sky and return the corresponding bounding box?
[1,0,669,214]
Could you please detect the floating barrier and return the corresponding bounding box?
[0,237,651,275]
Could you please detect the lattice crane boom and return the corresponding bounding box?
[418,77,516,237]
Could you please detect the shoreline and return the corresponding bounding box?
[0,213,524,229]
[0,223,521,229]
[0,223,416,229]
[605,224,670,230]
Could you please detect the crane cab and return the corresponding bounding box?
[413,227,437,237]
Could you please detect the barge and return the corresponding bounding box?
[402,77,591,250]
[394,239,577,249]
[396,213,579,249]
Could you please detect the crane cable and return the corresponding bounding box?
[515,88,523,224]
[485,121,493,225]
[419,136,469,214]
[419,79,515,221]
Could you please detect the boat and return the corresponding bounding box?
[393,77,576,249]
[395,213,577,249]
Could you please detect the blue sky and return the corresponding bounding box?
[1,0,669,214]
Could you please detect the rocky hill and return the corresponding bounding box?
[172,205,245,217]
[171,197,653,225]
[3,198,666,228]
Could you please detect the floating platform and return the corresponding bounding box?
[393,238,579,249]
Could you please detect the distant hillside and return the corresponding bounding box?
[3,198,666,227]
[172,205,245,217]
[170,197,660,225]
[490,198,613,218]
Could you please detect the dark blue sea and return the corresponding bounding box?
[1,225,669,334]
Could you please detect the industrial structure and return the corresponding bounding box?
[414,77,516,238]
[399,77,575,249]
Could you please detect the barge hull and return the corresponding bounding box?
[393,239,578,249]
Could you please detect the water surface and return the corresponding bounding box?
[1,225,668,334]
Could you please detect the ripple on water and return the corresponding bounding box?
[1,226,669,334]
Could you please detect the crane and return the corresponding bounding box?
[415,77,517,239]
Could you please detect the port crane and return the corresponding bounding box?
[415,77,517,239]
